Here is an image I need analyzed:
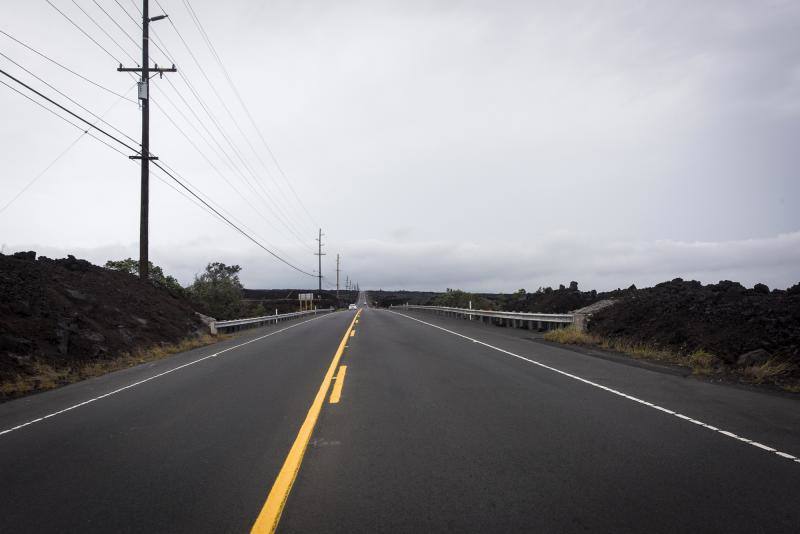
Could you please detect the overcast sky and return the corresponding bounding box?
[1,0,798,291]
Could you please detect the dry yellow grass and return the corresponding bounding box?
[545,326,690,367]
[1,334,225,399]
[782,382,800,393]
[543,327,800,392]
[688,350,719,375]
[543,326,599,345]
[742,359,794,384]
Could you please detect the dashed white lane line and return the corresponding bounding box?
[388,310,800,465]
[0,313,336,438]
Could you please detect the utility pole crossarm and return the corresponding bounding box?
[117,65,177,73]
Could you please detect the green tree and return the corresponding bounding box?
[431,288,493,309]
[105,258,184,295]
[186,262,243,319]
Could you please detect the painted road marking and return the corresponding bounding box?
[387,310,800,466]
[329,366,348,404]
[251,310,361,534]
[350,330,355,337]
[0,313,337,438]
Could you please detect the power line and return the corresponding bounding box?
[114,0,142,28]
[45,0,122,64]
[39,0,319,274]
[111,0,173,66]
[157,75,314,253]
[0,78,131,158]
[128,7,314,251]
[0,29,135,102]
[0,67,139,153]
[128,3,316,252]
[0,84,135,215]
[153,159,306,266]
[0,51,139,146]
[160,70,316,252]
[177,0,319,230]
[176,0,311,230]
[91,0,142,51]
[149,89,310,264]
[68,0,139,65]
[160,33,314,250]
[1,64,317,279]
[155,1,316,243]
[0,76,190,217]
[147,93,310,267]
[153,160,316,277]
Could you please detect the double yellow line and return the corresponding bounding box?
[251,309,361,533]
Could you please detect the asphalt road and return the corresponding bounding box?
[1,298,799,532]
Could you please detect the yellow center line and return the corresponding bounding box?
[250,309,361,534]
[329,365,347,404]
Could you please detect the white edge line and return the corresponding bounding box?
[0,313,336,437]
[386,309,800,465]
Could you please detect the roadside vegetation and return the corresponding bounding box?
[0,334,223,398]
[429,288,495,309]
[544,326,799,393]
[105,258,185,295]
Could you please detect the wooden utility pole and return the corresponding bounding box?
[314,229,325,292]
[118,0,175,280]
[335,253,340,299]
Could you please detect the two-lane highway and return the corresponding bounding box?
[1,297,799,533]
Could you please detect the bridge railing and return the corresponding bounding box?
[390,304,573,330]
[214,308,334,333]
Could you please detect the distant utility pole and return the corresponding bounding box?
[314,228,325,292]
[335,254,341,299]
[118,0,176,280]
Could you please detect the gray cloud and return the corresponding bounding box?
[6,229,798,292]
[1,0,798,291]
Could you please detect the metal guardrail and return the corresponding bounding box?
[214,308,334,333]
[391,304,573,329]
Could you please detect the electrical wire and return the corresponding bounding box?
[178,0,319,230]
[119,1,316,251]
[0,51,139,146]
[0,84,136,215]
[0,67,139,153]
[91,0,142,51]
[151,161,316,277]
[45,0,122,64]
[159,70,316,252]
[68,0,139,65]
[178,26,319,239]
[0,29,135,103]
[152,1,316,245]
[0,66,317,278]
[0,78,130,157]
[149,90,308,262]
[45,0,320,265]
